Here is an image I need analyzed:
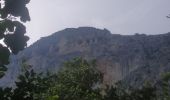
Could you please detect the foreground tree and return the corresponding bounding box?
[160,72,170,100]
[0,58,166,100]
[49,58,103,100]
[0,58,103,100]
[0,62,57,100]
[0,0,30,77]
[104,82,156,100]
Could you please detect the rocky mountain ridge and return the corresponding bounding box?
[0,27,170,87]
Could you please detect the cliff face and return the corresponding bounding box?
[0,27,170,87]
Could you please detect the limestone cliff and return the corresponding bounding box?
[0,27,170,87]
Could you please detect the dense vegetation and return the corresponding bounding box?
[0,58,169,100]
[0,0,30,78]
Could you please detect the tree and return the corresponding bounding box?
[11,69,37,100]
[0,0,30,77]
[0,61,56,100]
[49,58,103,100]
[104,82,156,100]
[0,58,163,100]
[0,87,12,100]
[0,58,103,100]
[160,72,170,100]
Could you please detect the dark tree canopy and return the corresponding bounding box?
[0,0,30,78]
[0,58,160,100]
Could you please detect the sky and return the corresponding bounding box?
[26,0,170,45]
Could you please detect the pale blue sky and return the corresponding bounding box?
[26,0,170,45]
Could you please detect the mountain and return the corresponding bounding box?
[0,27,170,87]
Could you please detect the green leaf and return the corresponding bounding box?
[4,33,29,54]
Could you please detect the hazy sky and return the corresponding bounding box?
[26,0,170,45]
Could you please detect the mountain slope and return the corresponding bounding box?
[0,27,170,87]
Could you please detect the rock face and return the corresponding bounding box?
[0,27,170,87]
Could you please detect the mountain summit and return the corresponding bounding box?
[1,27,170,87]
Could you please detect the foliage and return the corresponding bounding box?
[0,87,12,100]
[160,72,170,100]
[0,63,57,100]
[0,58,170,100]
[129,85,156,100]
[0,58,103,100]
[104,82,156,100]
[0,0,30,78]
[12,62,58,100]
[48,58,103,100]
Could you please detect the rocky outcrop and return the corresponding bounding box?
[0,27,170,87]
